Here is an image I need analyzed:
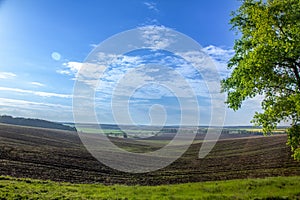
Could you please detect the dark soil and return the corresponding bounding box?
[0,123,299,185]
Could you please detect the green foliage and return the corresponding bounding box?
[222,0,300,160]
[287,125,300,160]
[0,176,300,199]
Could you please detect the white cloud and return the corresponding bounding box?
[0,86,72,98]
[88,45,231,100]
[71,44,234,125]
[0,72,16,79]
[30,82,45,87]
[59,61,83,75]
[138,25,175,50]
[0,97,70,110]
[176,51,211,69]
[89,43,98,48]
[202,45,234,68]
[144,2,159,12]
[0,97,73,122]
[141,18,160,26]
[56,69,71,75]
[175,45,235,81]
[59,54,143,89]
[68,45,234,98]
[203,45,234,58]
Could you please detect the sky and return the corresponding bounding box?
[0,0,264,126]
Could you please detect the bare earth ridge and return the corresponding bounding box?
[0,123,299,185]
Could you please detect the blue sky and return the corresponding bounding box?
[0,0,263,125]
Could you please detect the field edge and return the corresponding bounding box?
[1,175,300,199]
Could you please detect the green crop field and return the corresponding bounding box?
[1,176,300,199]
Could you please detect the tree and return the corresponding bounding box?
[221,0,300,160]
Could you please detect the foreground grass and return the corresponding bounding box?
[0,176,299,200]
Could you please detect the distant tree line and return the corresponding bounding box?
[159,128,178,133]
[0,115,77,132]
[221,129,263,135]
[196,128,272,135]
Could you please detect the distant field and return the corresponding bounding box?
[76,124,287,139]
[239,128,287,134]
[76,126,158,138]
[0,123,299,185]
[1,175,300,199]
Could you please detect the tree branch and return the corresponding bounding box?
[268,84,296,94]
[291,65,300,91]
[277,23,287,38]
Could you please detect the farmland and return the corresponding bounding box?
[0,123,299,186]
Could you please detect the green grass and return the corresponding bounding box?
[0,176,300,199]
[240,128,286,134]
